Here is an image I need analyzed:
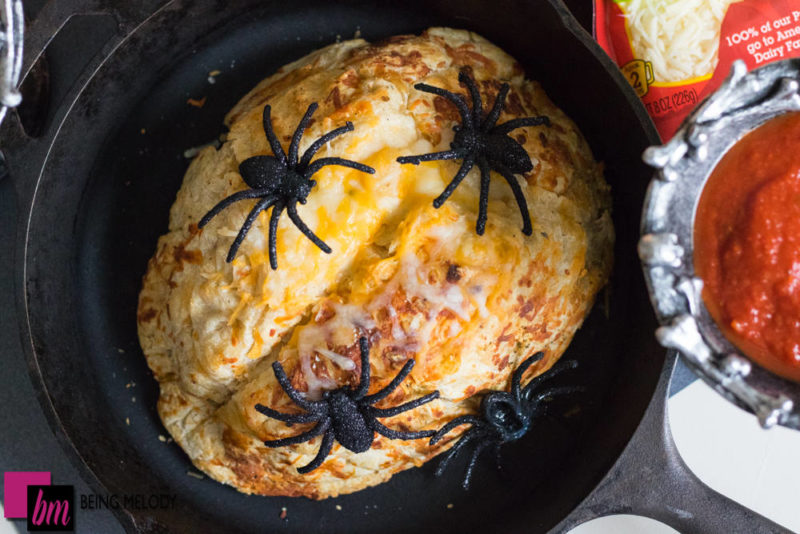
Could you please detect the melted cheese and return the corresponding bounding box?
[300,353,337,400]
[365,217,481,349]
[316,348,356,371]
[295,303,375,398]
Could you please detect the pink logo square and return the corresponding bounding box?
[4,472,51,518]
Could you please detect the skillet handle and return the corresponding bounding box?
[556,351,792,534]
[21,0,164,77]
[14,0,164,127]
[2,0,162,200]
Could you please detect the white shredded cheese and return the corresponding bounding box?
[623,0,741,82]
[316,348,357,371]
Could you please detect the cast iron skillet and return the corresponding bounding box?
[3,0,791,532]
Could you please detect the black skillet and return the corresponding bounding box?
[3,0,791,532]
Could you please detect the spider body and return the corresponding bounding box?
[450,120,532,176]
[325,388,374,453]
[397,70,550,236]
[255,337,439,474]
[198,102,375,269]
[430,352,581,489]
[238,156,313,199]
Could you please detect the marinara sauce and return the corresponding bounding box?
[695,112,800,382]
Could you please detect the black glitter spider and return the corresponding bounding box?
[198,102,375,269]
[397,70,550,236]
[255,337,440,474]
[430,352,581,489]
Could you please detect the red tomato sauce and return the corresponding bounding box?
[695,112,800,382]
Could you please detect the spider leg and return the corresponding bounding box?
[362,358,414,404]
[510,352,545,400]
[298,122,354,168]
[492,162,532,236]
[461,439,492,490]
[255,403,318,424]
[305,157,375,178]
[492,440,503,470]
[413,83,473,129]
[263,419,330,447]
[353,337,371,399]
[198,189,269,228]
[369,391,439,418]
[296,428,335,474]
[483,83,510,131]
[430,415,483,445]
[267,200,286,270]
[288,102,318,167]
[526,385,585,407]
[432,157,475,208]
[368,419,435,440]
[433,429,482,477]
[396,149,464,165]
[225,196,278,263]
[476,156,491,235]
[286,203,332,254]
[272,360,321,412]
[458,70,483,126]
[491,115,551,136]
[263,105,287,165]
[520,359,579,398]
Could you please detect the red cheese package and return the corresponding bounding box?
[595,0,800,139]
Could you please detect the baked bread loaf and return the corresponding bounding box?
[137,27,613,498]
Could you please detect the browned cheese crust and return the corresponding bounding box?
[137,27,613,498]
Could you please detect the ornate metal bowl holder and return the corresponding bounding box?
[640,59,800,430]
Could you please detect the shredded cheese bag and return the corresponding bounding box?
[595,0,800,139]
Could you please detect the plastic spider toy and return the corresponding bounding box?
[397,70,550,236]
[255,337,440,474]
[430,352,581,489]
[198,102,375,269]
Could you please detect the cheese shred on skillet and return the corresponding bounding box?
[137,27,613,499]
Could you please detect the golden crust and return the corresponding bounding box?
[137,27,613,498]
